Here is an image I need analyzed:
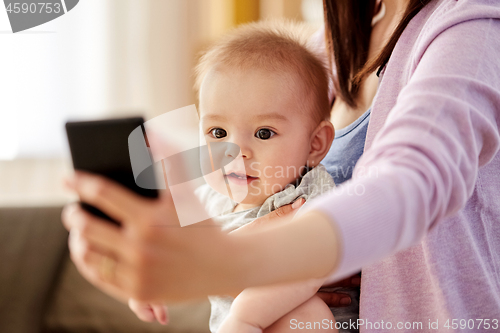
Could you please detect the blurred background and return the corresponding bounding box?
[0,1,324,332]
[0,0,324,207]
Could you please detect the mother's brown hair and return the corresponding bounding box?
[324,0,432,108]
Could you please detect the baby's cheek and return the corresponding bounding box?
[257,146,307,194]
[262,169,297,196]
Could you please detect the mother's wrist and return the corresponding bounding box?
[228,210,341,289]
[198,228,256,297]
[300,210,342,278]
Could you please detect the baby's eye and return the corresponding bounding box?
[255,128,275,140]
[210,128,227,139]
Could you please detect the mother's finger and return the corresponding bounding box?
[63,203,128,258]
[68,232,131,302]
[66,171,153,224]
[61,202,80,231]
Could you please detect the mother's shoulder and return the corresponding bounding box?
[416,0,500,48]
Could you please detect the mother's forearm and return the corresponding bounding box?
[229,211,340,290]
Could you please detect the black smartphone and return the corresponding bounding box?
[65,117,159,225]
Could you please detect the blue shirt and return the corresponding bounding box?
[322,108,371,185]
[320,108,370,333]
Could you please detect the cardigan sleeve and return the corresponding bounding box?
[302,18,500,282]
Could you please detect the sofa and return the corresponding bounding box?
[0,206,210,333]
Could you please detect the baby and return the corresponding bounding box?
[130,21,339,333]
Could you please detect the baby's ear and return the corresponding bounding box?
[307,121,335,167]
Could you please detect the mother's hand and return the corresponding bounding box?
[61,171,242,303]
[62,172,340,304]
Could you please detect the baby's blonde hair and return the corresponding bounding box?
[194,21,330,124]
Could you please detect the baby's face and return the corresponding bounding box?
[199,67,316,208]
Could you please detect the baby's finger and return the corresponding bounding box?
[230,199,306,235]
[128,299,156,322]
[151,304,169,325]
[320,274,361,288]
[270,198,305,219]
[316,291,351,307]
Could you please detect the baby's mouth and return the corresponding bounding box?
[225,172,258,185]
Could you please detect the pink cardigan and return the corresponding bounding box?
[306,0,500,330]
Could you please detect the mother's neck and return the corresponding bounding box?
[382,0,410,16]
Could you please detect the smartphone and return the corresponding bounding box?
[65,117,159,225]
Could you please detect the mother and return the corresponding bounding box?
[63,0,500,329]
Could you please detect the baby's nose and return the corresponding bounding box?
[226,142,252,159]
[224,142,241,158]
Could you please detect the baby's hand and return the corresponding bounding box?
[128,298,169,325]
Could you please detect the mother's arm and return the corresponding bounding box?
[62,17,500,304]
[230,198,358,307]
[62,172,340,303]
[298,17,500,281]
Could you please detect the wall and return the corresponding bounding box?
[0,0,323,207]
